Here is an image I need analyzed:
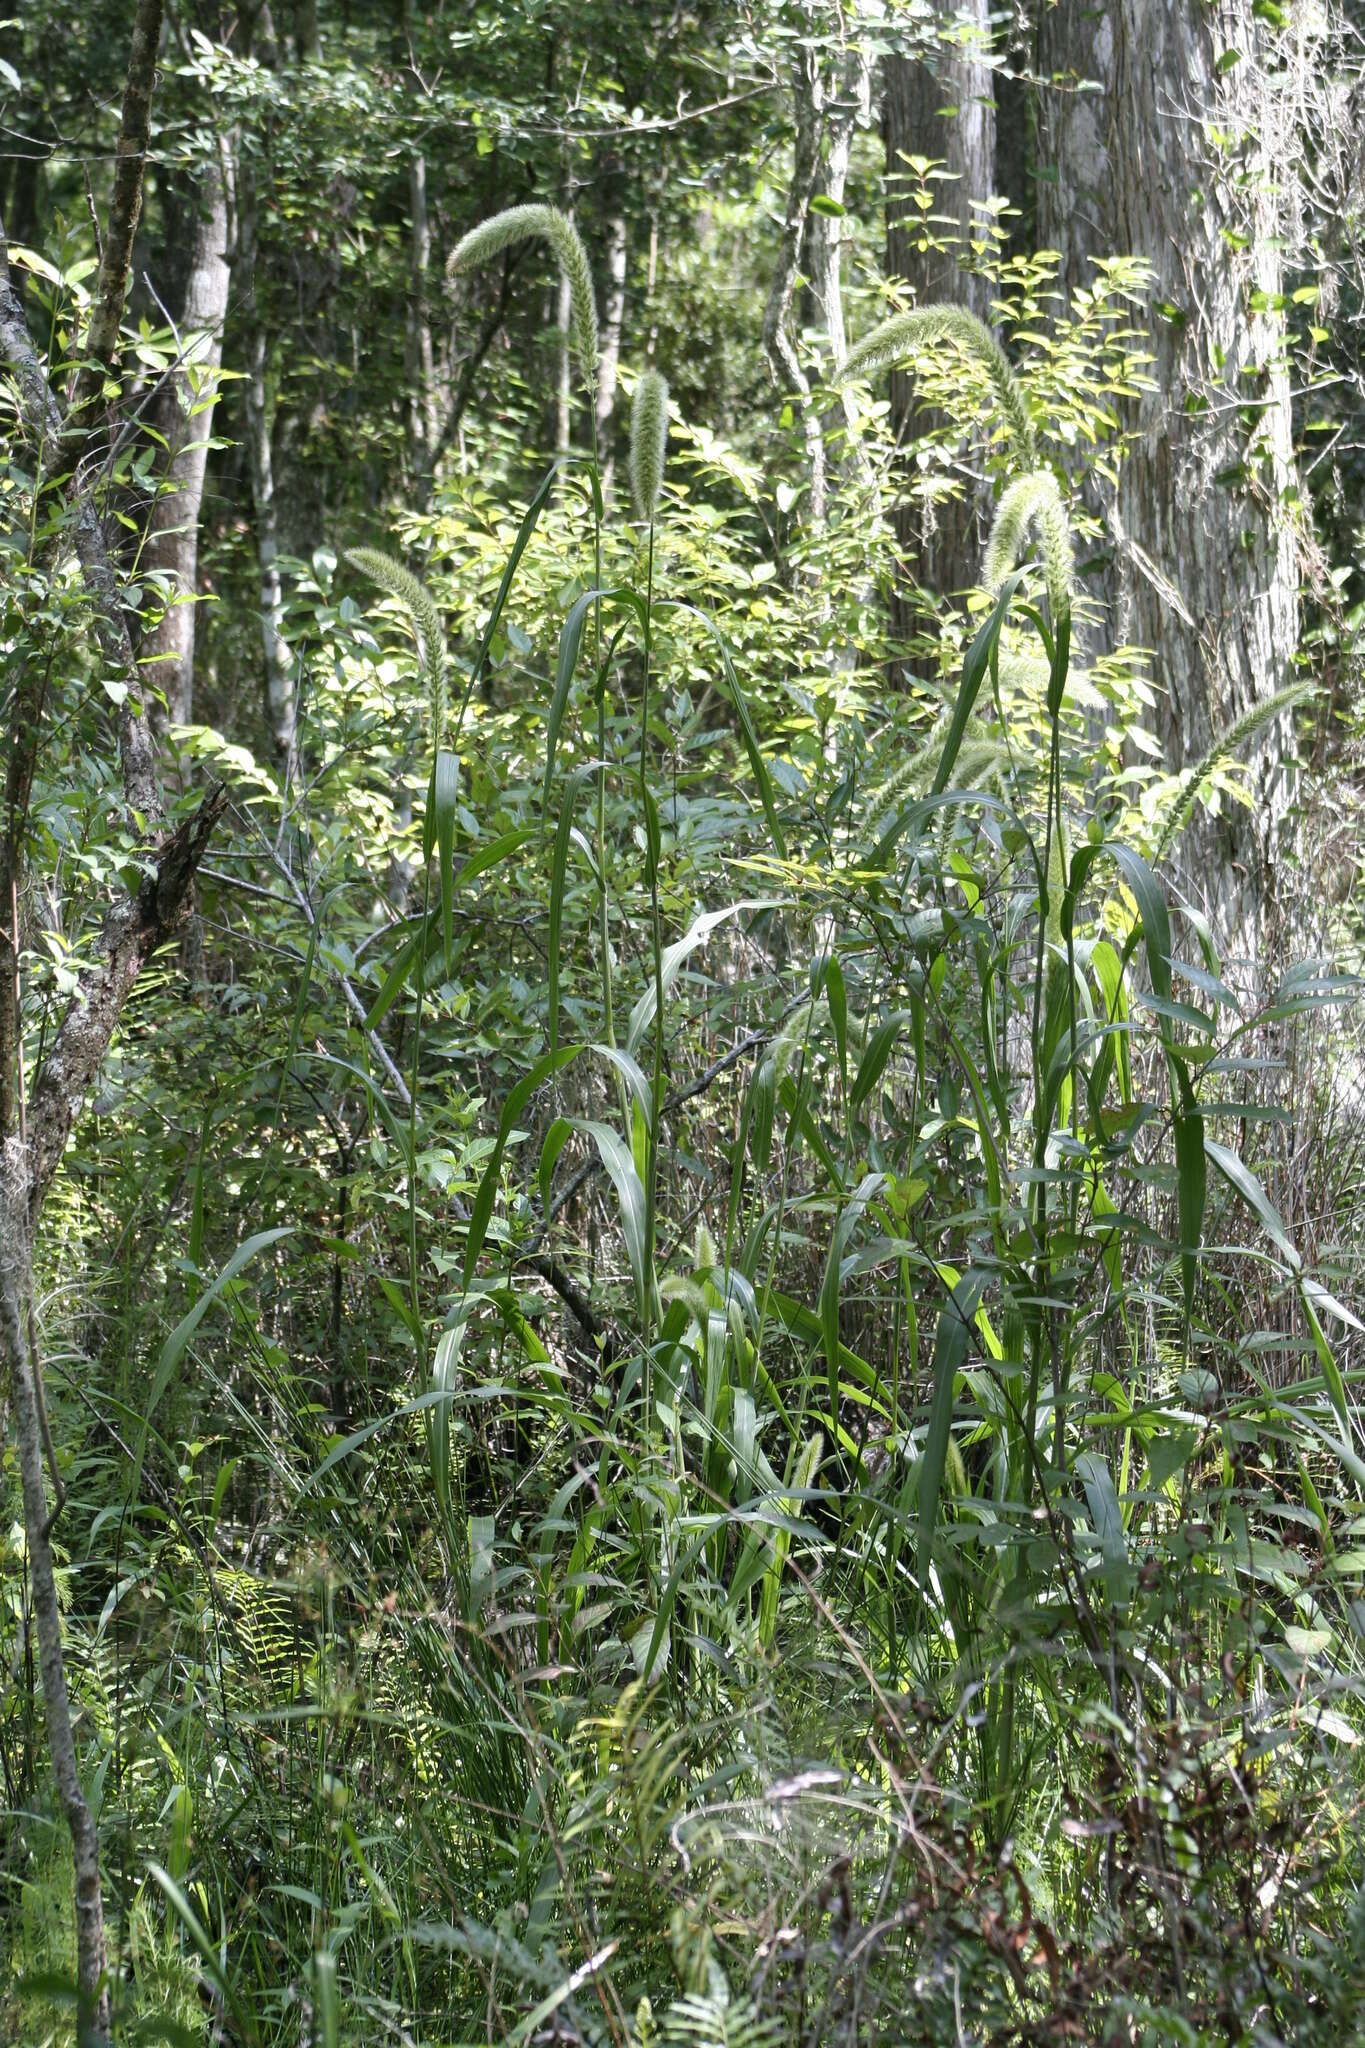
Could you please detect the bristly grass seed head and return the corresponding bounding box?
[839,305,1038,471]
[629,370,669,522]
[449,204,598,396]
[347,547,448,750]
[984,469,1073,625]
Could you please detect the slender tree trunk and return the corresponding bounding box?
[808,51,868,375]
[595,183,628,493]
[236,163,296,776]
[406,150,439,508]
[763,43,827,526]
[292,0,318,61]
[66,0,164,433]
[883,5,997,633]
[141,159,233,725]
[1036,0,1302,957]
[810,45,879,664]
[1,20,221,2007]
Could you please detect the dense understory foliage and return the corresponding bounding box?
[5,9,1365,2047]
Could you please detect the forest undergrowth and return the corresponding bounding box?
[5,134,1365,2048]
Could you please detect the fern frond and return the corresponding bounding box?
[448,203,598,394]
[346,547,448,749]
[839,305,1037,470]
[983,469,1072,624]
[1152,679,1316,864]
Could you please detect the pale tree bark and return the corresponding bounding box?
[405,149,439,505]
[400,0,438,509]
[883,3,997,631]
[1036,0,1302,959]
[809,43,879,665]
[236,159,296,775]
[808,48,870,377]
[594,178,628,493]
[141,158,233,725]
[763,42,827,525]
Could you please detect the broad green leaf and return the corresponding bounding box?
[1076,1449,1130,1607]
[929,571,1025,796]
[466,457,558,704]
[1174,1102,1206,1325]
[548,760,601,1051]
[579,1119,649,1316]
[819,1173,885,1423]
[849,1011,903,1115]
[539,1117,572,1220]
[137,1228,294,1494]
[1204,1138,1300,1271]
[431,1317,468,1509]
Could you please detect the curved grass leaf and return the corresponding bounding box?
[929,571,1026,797]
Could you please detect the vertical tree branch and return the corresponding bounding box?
[763,43,826,524]
[67,0,165,429]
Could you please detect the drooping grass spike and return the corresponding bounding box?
[347,548,448,750]
[983,470,1073,627]
[630,370,669,521]
[1152,679,1318,865]
[449,204,598,396]
[838,306,1038,471]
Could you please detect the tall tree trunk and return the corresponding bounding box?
[141,159,233,726]
[594,180,627,492]
[808,49,869,377]
[763,43,827,527]
[1036,0,1301,958]
[292,0,318,61]
[883,5,997,637]
[0,15,220,2032]
[406,150,439,509]
[810,44,879,664]
[236,162,296,776]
